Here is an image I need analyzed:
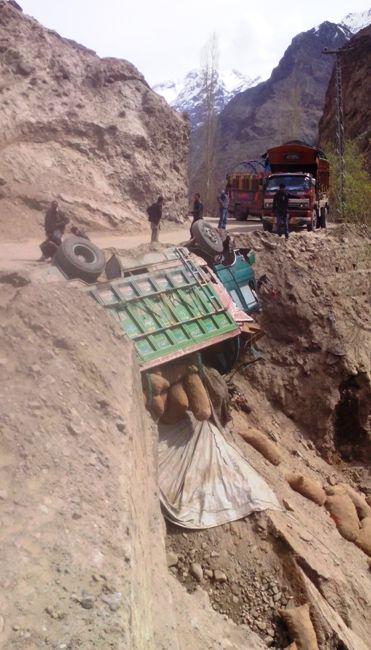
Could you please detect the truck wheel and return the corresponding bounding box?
[320,207,327,228]
[53,236,106,283]
[307,211,317,232]
[191,220,223,256]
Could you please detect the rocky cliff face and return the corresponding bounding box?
[0,1,189,238]
[318,25,371,171]
[214,22,350,179]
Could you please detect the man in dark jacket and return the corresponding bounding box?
[272,183,294,240]
[39,200,70,260]
[190,192,203,235]
[147,196,164,243]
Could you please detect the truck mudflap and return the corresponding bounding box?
[88,250,241,370]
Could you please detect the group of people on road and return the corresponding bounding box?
[40,180,292,261]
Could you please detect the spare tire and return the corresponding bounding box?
[191,220,223,256]
[53,236,105,283]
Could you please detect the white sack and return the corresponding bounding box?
[158,413,280,529]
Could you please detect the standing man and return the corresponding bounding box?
[189,192,203,235]
[218,188,229,232]
[273,183,293,240]
[147,195,164,243]
[39,200,69,260]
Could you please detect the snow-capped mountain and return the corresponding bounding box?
[153,69,260,130]
[341,8,371,33]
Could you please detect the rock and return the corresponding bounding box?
[101,592,122,611]
[214,570,227,583]
[273,592,282,602]
[204,569,213,579]
[283,499,295,512]
[256,620,267,632]
[116,419,127,433]
[80,591,95,609]
[190,563,203,582]
[166,552,179,568]
[67,423,82,436]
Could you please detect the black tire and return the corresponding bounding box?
[191,219,223,256]
[307,211,317,232]
[319,207,327,228]
[53,236,105,283]
[263,222,272,232]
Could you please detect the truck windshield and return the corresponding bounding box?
[265,176,310,192]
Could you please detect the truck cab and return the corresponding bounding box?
[261,141,329,232]
[263,172,318,231]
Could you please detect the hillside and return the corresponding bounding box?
[318,25,371,171]
[213,22,350,181]
[0,0,189,240]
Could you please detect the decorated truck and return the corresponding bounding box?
[226,159,267,221]
[262,141,330,232]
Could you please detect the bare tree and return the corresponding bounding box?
[199,33,219,211]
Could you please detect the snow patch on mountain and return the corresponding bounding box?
[341,8,371,33]
[153,69,260,128]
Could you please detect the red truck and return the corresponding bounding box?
[226,159,267,221]
[226,141,330,230]
[262,141,330,232]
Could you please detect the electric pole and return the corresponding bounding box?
[323,45,354,221]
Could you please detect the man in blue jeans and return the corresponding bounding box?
[218,188,229,231]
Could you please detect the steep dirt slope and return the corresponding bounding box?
[318,25,371,171]
[213,22,349,181]
[0,276,264,649]
[0,1,189,240]
[167,226,371,649]
[236,225,371,463]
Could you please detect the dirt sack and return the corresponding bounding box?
[287,474,326,506]
[203,366,230,426]
[239,429,281,466]
[161,382,189,425]
[326,484,371,520]
[151,393,168,419]
[325,493,360,542]
[183,372,211,421]
[147,373,170,395]
[279,603,319,650]
[355,517,371,556]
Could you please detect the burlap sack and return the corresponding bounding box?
[151,393,168,419]
[183,373,211,421]
[240,430,281,466]
[325,493,360,542]
[355,517,371,556]
[158,361,199,386]
[279,603,319,650]
[147,373,170,395]
[326,484,371,521]
[203,366,230,425]
[287,474,326,506]
[161,382,189,425]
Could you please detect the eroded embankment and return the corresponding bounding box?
[0,277,264,650]
[166,226,371,649]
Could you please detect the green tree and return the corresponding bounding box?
[325,140,371,225]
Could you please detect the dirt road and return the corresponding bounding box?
[0,217,261,272]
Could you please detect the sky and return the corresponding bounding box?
[19,1,369,86]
